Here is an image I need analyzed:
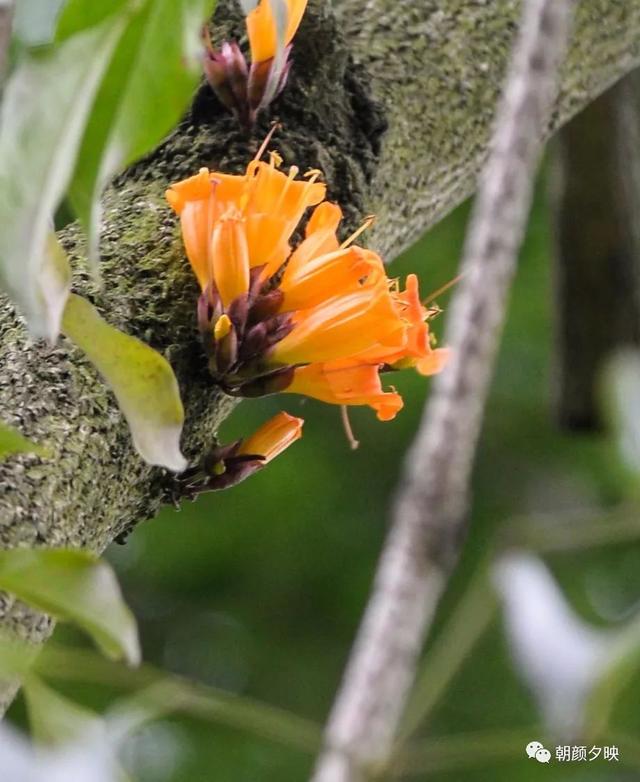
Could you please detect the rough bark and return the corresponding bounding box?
[0,0,639,705]
[552,69,640,430]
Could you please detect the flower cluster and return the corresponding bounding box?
[203,0,307,127]
[167,145,448,488]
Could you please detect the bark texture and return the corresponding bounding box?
[552,69,640,430]
[0,0,639,700]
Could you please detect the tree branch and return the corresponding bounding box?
[311,0,574,779]
[0,0,639,706]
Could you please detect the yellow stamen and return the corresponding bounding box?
[339,215,376,249]
[254,123,281,163]
[269,149,284,168]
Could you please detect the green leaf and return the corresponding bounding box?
[0,16,125,340]
[65,0,215,263]
[0,420,49,461]
[0,548,140,665]
[62,294,187,472]
[24,676,104,746]
[55,0,131,40]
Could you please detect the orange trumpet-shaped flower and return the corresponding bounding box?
[238,411,304,463]
[287,362,404,421]
[246,0,308,64]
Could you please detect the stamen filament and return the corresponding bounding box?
[423,272,464,305]
[340,215,376,249]
[341,405,360,451]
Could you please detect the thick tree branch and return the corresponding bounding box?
[311,0,573,779]
[0,0,639,703]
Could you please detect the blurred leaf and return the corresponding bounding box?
[62,294,187,472]
[62,0,215,264]
[603,350,640,474]
[12,0,66,47]
[0,420,48,460]
[55,0,131,39]
[0,548,140,665]
[24,677,104,746]
[0,16,124,340]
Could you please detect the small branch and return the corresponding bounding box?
[311,1,574,780]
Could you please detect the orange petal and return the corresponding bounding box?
[280,246,379,311]
[246,0,308,63]
[179,199,212,290]
[244,213,291,274]
[166,168,212,214]
[271,280,405,365]
[283,202,342,277]
[211,217,251,307]
[353,274,431,365]
[167,169,250,215]
[238,411,304,462]
[416,347,451,376]
[287,362,403,420]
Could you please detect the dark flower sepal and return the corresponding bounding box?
[179,441,265,495]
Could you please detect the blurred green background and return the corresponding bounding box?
[55,180,636,781]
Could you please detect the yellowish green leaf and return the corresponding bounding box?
[62,294,187,472]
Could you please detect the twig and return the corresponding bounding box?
[310,1,574,779]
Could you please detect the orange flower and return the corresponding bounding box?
[287,361,404,421]
[167,144,450,427]
[246,0,308,64]
[238,411,304,462]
